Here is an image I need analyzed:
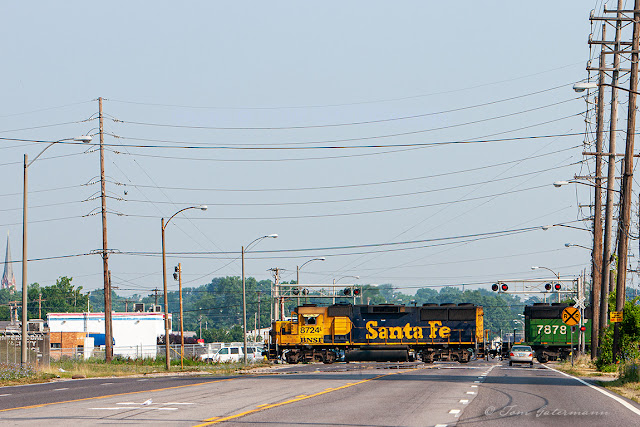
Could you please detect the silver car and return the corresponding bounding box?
[509,345,534,367]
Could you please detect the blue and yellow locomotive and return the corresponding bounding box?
[267,302,484,364]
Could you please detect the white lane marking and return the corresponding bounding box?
[474,380,481,383]
[471,385,478,388]
[116,402,195,406]
[466,391,476,395]
[0,394,11,397]
[459,399,469,404]
[54,388,68,391]
[101,382,113,385]
[89,407,178,411]
[449,409,461,414]
[137,379,148,382]
[542,365,640,416]
[435,424,448,427]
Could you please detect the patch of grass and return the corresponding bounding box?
[0,357,270,385]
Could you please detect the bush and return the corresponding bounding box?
[620,360,640,382]
[595,295,640,370]
[0,363,36,381]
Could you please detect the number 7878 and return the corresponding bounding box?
[537,324,567,335]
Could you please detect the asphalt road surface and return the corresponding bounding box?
[0,360,638,426]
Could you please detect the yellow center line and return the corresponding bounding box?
[193,367,421,427]
[0,378,236,413]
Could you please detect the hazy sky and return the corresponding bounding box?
[1,1,628,299]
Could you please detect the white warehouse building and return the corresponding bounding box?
[47,312,171,358]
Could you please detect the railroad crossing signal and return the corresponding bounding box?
[562,307,581,326]
[573,297,585,310]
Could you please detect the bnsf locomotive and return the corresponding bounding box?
[267,302,484,364]
[523,303,592,363]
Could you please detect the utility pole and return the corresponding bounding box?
[175,263,184,369]
[99,97,113,363]
[37,292,42,319]
[613,0,640,359]
[590,24,607,359]
[257,291,261,331]
[588,0,627,338]
[149,288,160,308]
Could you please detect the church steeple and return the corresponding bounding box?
[1,232,16,293]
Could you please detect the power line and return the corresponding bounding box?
[109,83,573,130]
[112,145,582,193]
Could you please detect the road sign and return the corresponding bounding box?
[573,297,585,310]
[562,307,581,326]
[610,311,623,323]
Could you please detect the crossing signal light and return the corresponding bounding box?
[554,283,562,291]
[292,288,300,295]
[353,288,361,296]
[302,288,309,295]
[491,284,499,292]
[580,326,586,332]
[343,288,351,296]
[544,283,552,291]
[501,283,508,292]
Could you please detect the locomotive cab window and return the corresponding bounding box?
[303,314,319,325]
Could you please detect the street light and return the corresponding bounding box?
[333,275,360,304]
[296,257,326,305]
[565,243,591,250]
[161,205,207,371]
[242,234,278,364]
[531,266,561,303]
[21,135,92,366]
[573,81,640,95]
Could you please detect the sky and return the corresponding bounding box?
[1,1,633,300]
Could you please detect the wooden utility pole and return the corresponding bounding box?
[176,263,184,369]
[590,24,607,359]
[37,293,42,319]
[613,0,640,359]
[99,97,113,362]
[149,288,160,308]
[257,291,261,331]
[602,0,624,334]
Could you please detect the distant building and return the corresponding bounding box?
[47,312,171,359]
[1,232,16,292]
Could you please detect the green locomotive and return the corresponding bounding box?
[523,303,592,363]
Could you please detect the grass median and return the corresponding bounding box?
[0,357,270,387]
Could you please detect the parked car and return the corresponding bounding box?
[509,345,534,367]
[200,346,263,363]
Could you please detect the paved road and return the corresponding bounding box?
[0,360,638,426]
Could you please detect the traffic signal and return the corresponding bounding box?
[343,288,351,296]
[554,283,561,291]
[353,288,361,296]
[292,287,300,295]
[580,326,586,332]
[544,283,552,291]
[491,284,499,292]
[501,283,508,292]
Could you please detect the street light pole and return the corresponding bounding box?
[531,266,560,302]
[296,257,326,306]
[161,205,207,371]
[21,135,92,366]
[241,234,278,364]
